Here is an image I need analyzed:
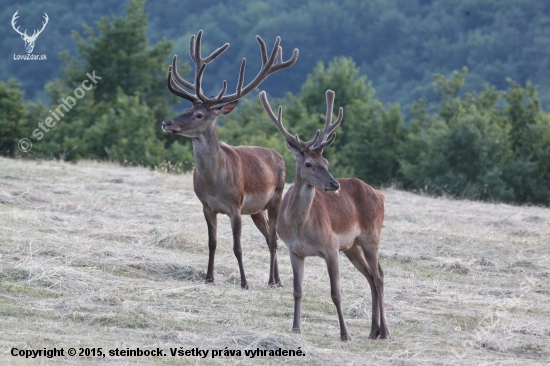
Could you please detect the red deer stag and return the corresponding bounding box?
[259,90,390,340]
[162,31,298,289]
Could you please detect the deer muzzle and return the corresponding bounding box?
[324,180,340,192]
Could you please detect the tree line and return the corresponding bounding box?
[1,0,549,205]
[2,0,550,111]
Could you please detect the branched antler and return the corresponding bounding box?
[11,11,48,41]
[168,30,299,108]
[312,90,343,150]
[260,90,343,152]
[259,91,320,152]
[11,11,26,37]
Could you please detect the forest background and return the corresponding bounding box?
[1,0,549,205]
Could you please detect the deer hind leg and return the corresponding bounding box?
[203,207,217,284]
[325,250,351,341]
[251,211,280,287]
[344,244,380,340]
[289,252,305,334]
[361,237,390,340]
[230,212,248,289]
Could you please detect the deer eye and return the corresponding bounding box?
[196,113,203,119]
[305,162,312,168]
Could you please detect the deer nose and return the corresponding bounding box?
[162,120,172,128]
[329,181,340,191]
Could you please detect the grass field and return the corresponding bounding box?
[0,157,549,365]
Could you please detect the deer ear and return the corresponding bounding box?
[286,140,303,157]
[213,101,239,116]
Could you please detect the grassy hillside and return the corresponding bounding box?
[0,157,549,364]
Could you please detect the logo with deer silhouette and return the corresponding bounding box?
[11,11,48,54]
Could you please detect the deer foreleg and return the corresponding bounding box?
[204,207,217,283]
[290,252,305,333]
[230,212,248,289]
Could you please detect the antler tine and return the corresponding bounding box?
[236,58,246,98]
[38,13,48,33]
[203,43,230,64]
[257,36,268,65]
[189,35,196,63]
[28,13,48,39]
[170,30,232,104]
[313,90,343,150]
[171,55,195,90]
[195,64,208,103]
[259,91,320,151]
[214,36,299,105]
[302,130,321,150]
[271,47,299,73]
[11,11,27,37]
[215,80,227,102]
[166,66,199,103]
[169,31,297,107]
[259,91,294,141]
[276,46,283,66]
[194,31,203,76]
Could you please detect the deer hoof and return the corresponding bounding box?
[268,281,283,288]
[379,329,390,340]
[292,328,301,334]
[369,329,380,339]
[205,278,214,284]
[241,282,249,290]
[341,333,351,342]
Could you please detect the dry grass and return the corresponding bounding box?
[0,156,549,365]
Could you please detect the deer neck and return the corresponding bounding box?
[287,173,315,227]
[191,123,226,185]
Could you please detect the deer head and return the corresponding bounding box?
[162,30,299,137]
[11,11,49,54]
[260,90,343,192]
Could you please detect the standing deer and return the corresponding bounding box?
[162,31,298,289]
[259,90,390,341]
[11,11,49,54]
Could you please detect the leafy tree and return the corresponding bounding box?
[401,69,550,205]
[290,57,406,184]
[220,57,407,185]
[0,80,27,156]
[501,81,550,204]
[35,0,192,167]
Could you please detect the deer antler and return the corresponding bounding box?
[312,90,343,150]
[11,11,27,37]
[168,31,299,108]
[259,91,320,152]
[28,13,48,40]
[11,11,48,41]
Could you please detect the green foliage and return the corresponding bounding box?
[220,57,406,185]
[218,94,295,178]
[4,0,550,111]
[292,57,406,184]
[3,1,550,206]
[0,80,27,156]
[67,0,175,119]
[28,0,193,168]
[220,60,550,206]
[501,81,550,204]
[401,69,550,205]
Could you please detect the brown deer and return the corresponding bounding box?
[162,31,298,289]
[259,90,389,341]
